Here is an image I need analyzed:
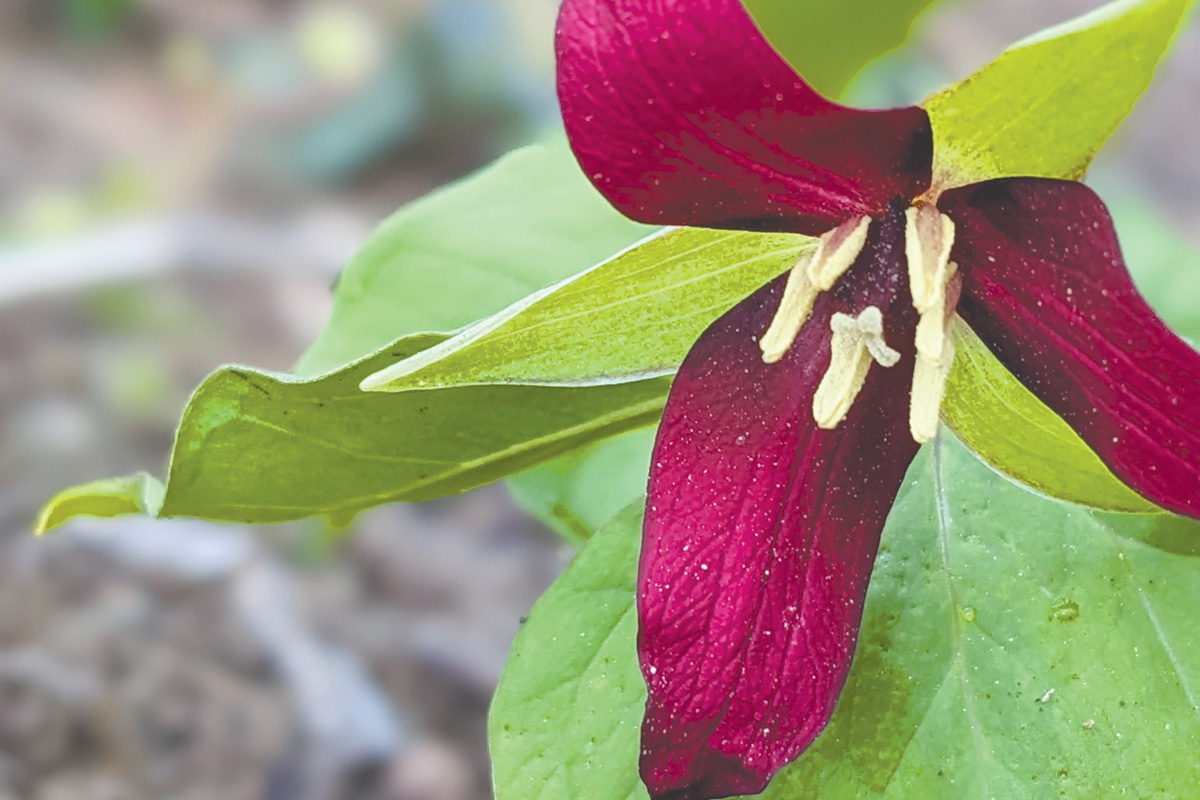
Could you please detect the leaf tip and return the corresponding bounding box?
[32,473,165,535]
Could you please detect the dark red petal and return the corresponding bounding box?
[556,0,933,234]
[941,178,1200,520]
[640,276,920,799]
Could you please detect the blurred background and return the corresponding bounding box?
[0,1,1197,798]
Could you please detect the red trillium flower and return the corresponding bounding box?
[557,1,1200,799]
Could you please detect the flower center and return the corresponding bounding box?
[759,203,959,443]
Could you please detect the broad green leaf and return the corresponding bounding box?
[507,427,656,545]
[764,438,1200,797]
[925,0,1193,186]
[362,229,809,391]
[490,501,650,800]
[297,140,652,375]
[743,0,942,99]
[38,335,667,528]
[36,472,165,533]
[38,140,657,529]
[489,436,1200,799]
[942,319,1158,514]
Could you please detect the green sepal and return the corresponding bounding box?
[942,319,1159,515]
[925,0,1193,187]
[362,229,810,392]
[298,140,652,375]
[743,0,943,99]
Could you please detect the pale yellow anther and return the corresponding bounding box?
[813,306,900,429]
[759,251,818,364]
[905,204,960,443]
[759,215,871,364]
[913,263,958,363]
[905,205,956,313]
[808,215,871,290]
[910,333,956,443]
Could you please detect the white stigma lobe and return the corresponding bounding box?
[812,305,900,430]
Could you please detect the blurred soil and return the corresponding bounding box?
[0,1,1197,799]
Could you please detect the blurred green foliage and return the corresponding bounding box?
[744,0,941,98]
[59,0,134,37]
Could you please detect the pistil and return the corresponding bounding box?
[813,306,900,429]
[760,215,871,363]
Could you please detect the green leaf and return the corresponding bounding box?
[39,140,658,528]
[942,319,1158,514]
[489,436,1200,799]
[763,438,1200,797]
[61,0,135,36]
[925,0,1193,186]
[507,428,656,545]
[38,335,667,527]
[361,229,809,391]
[297,140,653,375]
[489,501,650,800]
[35,472,165,533]
[743,0,942,99]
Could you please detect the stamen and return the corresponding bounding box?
[759,251,817,364]
[759,215,871,364]
[813,306,899,429]
[914,268,960,362]
[905,205,961,443]
[910,333,956,443]
[808,215,871,291]
[905,204,956,312]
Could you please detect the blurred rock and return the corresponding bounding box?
[37,771,136,800]
[378,738,474,800]
[234,559,407,769]
[44,517,252,583]
[0,648,99,771]
[105,646,289,798]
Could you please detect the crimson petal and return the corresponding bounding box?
[941,178,1200,520]
[556,0,933,235]
[640,279,920,798]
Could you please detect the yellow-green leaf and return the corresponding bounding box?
[743,0,942,98]
[942,319,1159,514]
[297,140,652,375]
[925,0,1193,187]
[362,229,810,391]
[36,335,667,528]
[36,472,165,534]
